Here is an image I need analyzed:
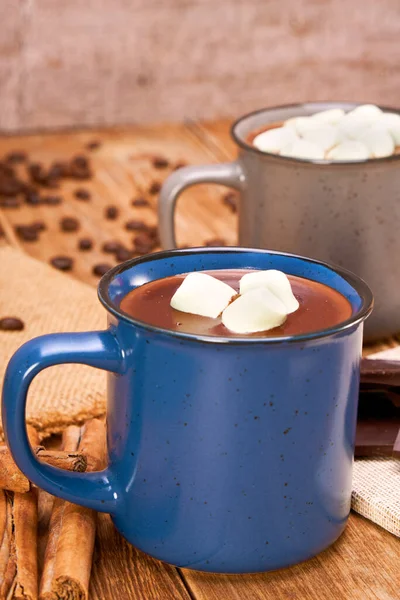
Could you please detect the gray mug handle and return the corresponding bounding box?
[158,161,246,249]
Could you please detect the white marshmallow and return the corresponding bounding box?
[376,112,400,145]
[239,270,299,314]
[253,127,298,153]
[358,127,394,158]
[310,108,345,125]
[221,288,287,334]
[301,124,339,151]
[281,139,325,160]
[326,140,370,161]
[343,104,382,123]
[284,116,311,133]
[170,272,236,318]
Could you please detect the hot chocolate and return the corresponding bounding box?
[119,269,352,337]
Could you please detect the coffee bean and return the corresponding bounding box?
[15,225,39,242]
[102,240,122,254]
[116,247,134,262]
[152,156,169,169]
[125,219,147,232]
[0,178,23,196]
[72,155,89,169]
[0,317,24,331]
[25,190,41,205]
[50,256,74,271]
[68,156,92,180]
[86,140,101,151]
[48,162,68,179]
[133,232,156,254]
[74,188,91,201]
[205,238,227,247]
[105,205,118,220]
[0,224,4,238]
[43,195,62,206]
[0,197,20,208]
[60,217,80,232]
[149,181,161,195]
[31,220,46,232]
[78,237,93,251]
[5,151,27,164]
[28,163,54,188]
[131,197,149,208]
[222,192,238,213]
[93,263,112,277]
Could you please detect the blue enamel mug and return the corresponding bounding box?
[2,248,372,573]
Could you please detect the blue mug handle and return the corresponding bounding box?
[1,330,124,514]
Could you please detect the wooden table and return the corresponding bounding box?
[0,121,399,599]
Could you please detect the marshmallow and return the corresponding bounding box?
[284,116,311,133]
[253,127,298,153]
[326,140,370,161]
[221,288,287,334]
[377,112,400,145]
[170,272,236,318]
[310,108,345,125]
[343,104,383,123]
[358,126,395,158]
[281,139,325,160]
[239,270,299,313]
[301,124,339,152]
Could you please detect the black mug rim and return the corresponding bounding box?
[231,101,400,166]
[98,247,373,345]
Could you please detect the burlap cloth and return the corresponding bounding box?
[0,246,399,535]
[0,246,106,440]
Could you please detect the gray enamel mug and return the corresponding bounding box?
[158,102,400,341]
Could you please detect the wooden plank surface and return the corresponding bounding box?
[1,120,399,599]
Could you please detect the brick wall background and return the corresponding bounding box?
[1,0,399,132]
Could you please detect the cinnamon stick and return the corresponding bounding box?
[0,448,87,494]
[40,420,106,600]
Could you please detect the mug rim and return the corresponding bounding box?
[231,101,400,166]
[98,247,373,345]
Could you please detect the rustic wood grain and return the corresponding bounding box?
[1,120,399,599]
[182,513,400,600]
[90,514,191,600]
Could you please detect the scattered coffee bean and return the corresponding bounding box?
[48,161,68,179]
[78,237,93,251]
[174,161,188,170]
[86,140,101,151]
[5,151,27,164]
[31,220,46,232]
[0,178,23,196]
[149,181,161,195]
[0,224,4,238]
[125,219,147,232]
[15,225,39,242]
[25,190,41,205]
[0,197,21,208]
[102,240,122,254]
[0,317,24,331]
[93,263,112,277]
[105,205,118,220]
[222,192,238,213]
[50,256,74,271]
[72,155,89,169]
[205,238,227,247]
[74,188,91,201]
[131,197,149,208]
[116,247,134,262]
[69,156,92,180]
[43,195,62,206]
[28,162,59,188]
[152,156,169,169]
[60,217,80,232]
[133,232,156,254]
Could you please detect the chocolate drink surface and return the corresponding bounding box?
[119,269,352,337]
